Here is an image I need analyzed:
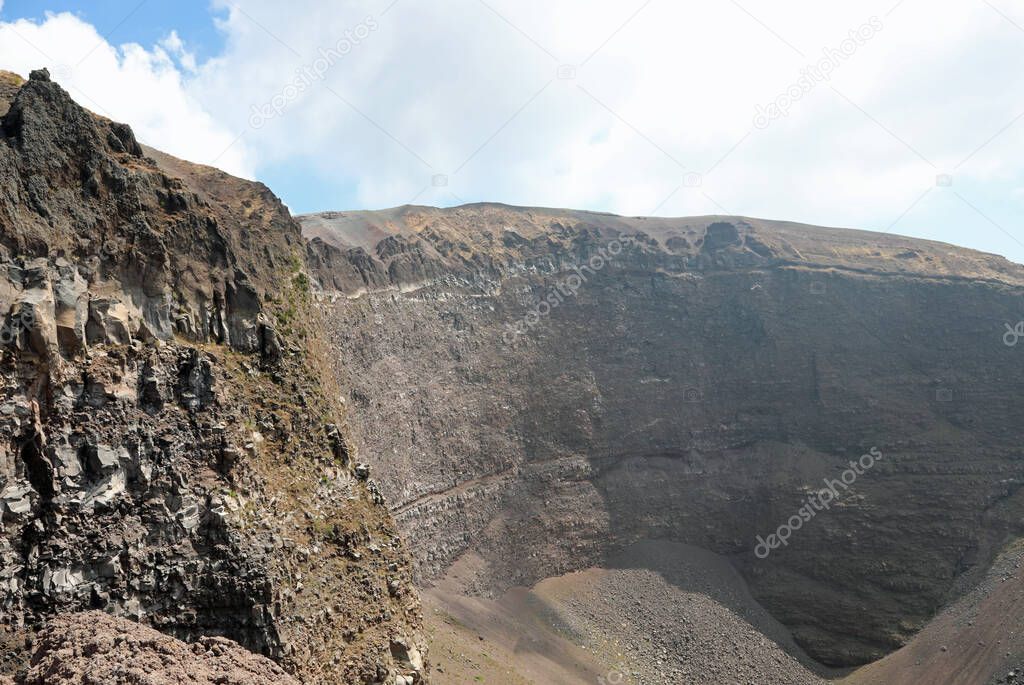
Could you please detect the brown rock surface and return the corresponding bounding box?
[0,71,22,119]
[16,611,298,685]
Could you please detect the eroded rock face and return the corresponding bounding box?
[0,69,287,353]
[0,302,281,654]
[0,71,426,685]
[303,205,1024,667]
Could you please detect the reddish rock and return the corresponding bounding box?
[19,612,299,685]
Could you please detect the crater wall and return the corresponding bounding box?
[305,205,1024,666]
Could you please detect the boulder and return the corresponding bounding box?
[13,285,57,360]
[86,298,132,345]
[0,482,32,517]
[81,470,126,511]
[86,444,120,474]
[52,261,88,355]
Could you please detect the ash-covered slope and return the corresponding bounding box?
[301,203,1024,668]
[0,69,426,684]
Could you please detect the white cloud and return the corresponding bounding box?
[0,12,253,178]
[184,0,1024,260]
[160,31,197,73]
[2,1,1024,262]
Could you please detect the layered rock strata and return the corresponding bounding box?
[302,203,1024,667]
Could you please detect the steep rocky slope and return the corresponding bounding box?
[302,203,1024,668]
[844,537,1024,685]
[0,69,425,684]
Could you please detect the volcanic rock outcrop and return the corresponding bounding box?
[0,69,425,684]
[301,204,1024,668]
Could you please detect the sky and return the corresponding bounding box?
[0,0,1022,263]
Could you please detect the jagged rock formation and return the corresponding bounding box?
[302,204,1024,668]
[0,69,425,684]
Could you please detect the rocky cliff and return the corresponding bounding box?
[4,59,1024,682]
[0,69,425,684]
[301,203,1024,668]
